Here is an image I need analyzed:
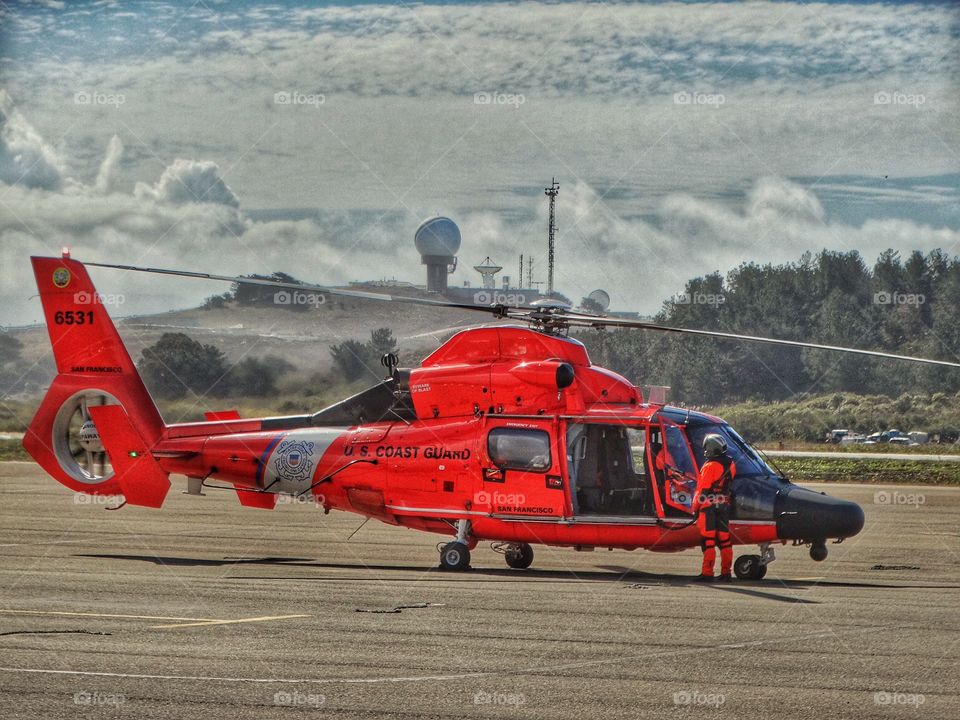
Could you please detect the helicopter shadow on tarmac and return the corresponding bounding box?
[75,553,952,604]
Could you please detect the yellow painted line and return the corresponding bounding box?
[0,609,214,622]
[152,614,311,629]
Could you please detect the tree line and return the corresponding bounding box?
[576,249,960,406]
[137,329,397,399]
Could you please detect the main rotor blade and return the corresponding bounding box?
[84,261,506,316]
[556,314,960,369]
[83,259,960,368]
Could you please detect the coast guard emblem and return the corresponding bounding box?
[274,439,315,483]
[52,267,71,288]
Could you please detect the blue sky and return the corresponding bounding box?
[0,0,958,322]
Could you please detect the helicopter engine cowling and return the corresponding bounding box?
[507,361,575,389]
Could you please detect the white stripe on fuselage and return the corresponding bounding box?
[264,428,345,495]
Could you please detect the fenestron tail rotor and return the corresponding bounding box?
[85,260,960,370]
[52,390,118,483]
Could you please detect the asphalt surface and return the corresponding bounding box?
[1,463,958,719]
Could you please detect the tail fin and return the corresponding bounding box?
[23,255,169,505]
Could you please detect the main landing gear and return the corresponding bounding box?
[439,541,471,571]
[439,519,473,571]
[734,542,776,580]
[438,520,537,571]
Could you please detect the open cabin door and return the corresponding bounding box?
[566,422,652,517]
[650,418,698,518]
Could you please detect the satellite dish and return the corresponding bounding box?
[587,289,611,312]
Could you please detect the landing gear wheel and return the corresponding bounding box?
[734,554,766,580]
[439,541,471,571]
[504,543,534,569]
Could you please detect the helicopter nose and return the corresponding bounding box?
[775,485,865,541]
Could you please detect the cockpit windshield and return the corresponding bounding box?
[686,423,780,478]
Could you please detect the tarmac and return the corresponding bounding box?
[1,462,958,719]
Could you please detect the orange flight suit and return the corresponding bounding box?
[692,455,736,577]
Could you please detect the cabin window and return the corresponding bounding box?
[487,428,551,472]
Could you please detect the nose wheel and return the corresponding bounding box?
[734,554,767,580]
[734,543,775,580]
[504,543,534,569]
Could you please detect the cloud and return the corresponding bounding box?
[2,1,957,215]
[0,90,64,190]
[134,158,240,207]
[1,3,958,326]
[94,134,122,193]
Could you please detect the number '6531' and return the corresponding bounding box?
[54,310,94,325]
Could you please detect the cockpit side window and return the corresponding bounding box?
[488,428,551,472]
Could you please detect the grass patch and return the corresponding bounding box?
[0,438,28,461]
[773,457,960,486]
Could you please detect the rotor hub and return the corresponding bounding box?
[78,420,104,453]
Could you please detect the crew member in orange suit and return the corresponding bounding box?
[692,434,736,582]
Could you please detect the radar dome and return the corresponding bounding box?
[415,217,461,258]
[587,289,611,312]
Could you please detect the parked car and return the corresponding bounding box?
[889,436,918,447]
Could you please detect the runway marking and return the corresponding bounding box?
[151,614,311,629]
[0,609,214,622]
[0,539,98,548]
[0,609,310,628]
[0,625,895,685]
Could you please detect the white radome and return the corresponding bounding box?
[587,289,611,312]
[415,217,461,258]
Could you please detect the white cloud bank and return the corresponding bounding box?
[0,2,958,325]
[2,95,958,327]
[0,90,64,190]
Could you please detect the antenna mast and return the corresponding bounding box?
[545,178,559,296]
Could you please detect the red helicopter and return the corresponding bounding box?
[23,253,960,579]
